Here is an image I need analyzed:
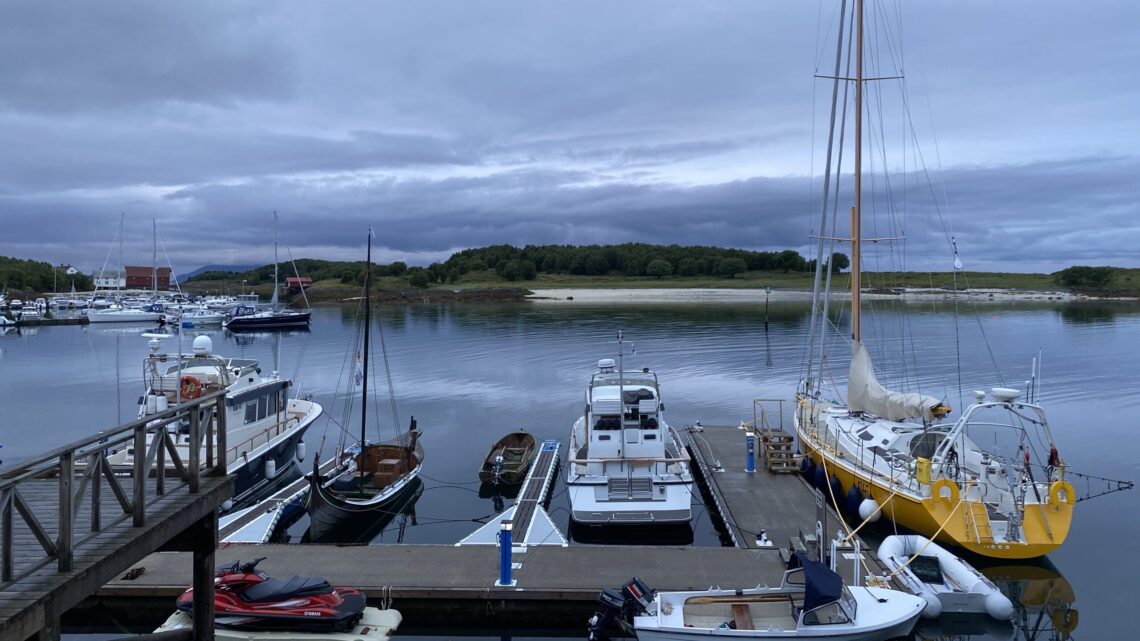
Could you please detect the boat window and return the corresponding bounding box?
[782,568,805,586]
[841,586,857,620]
[644,434,657,440]
[244,402,257,424]
[597,434,611,441]
[269,391,279,415]
[802,601,848,625]
[257,395,269,420]
[857,430,874,441]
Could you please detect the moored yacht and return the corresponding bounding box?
[567,344,693,525]
[106,335,322,510]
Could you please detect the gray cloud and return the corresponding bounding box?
[0,1,1136,276]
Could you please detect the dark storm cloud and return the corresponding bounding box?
[0,1,1137,274]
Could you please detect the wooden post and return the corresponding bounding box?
[90,452,101,532]
[189,406,201,494]
[134,425,146,527]
[156,427,166,497]
[58,452,73,573]
[192,511,218,641]
[1,487,12,582]
[214,395,227,477]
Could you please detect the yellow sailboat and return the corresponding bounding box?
[793,0,1074,560]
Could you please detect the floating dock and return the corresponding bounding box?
[11,413,913,635]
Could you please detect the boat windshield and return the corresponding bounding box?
[590,371,659,389]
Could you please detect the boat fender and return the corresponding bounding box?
[296,440,306,462]
[221,499,233,512]
[846,486,863,515]
[1049,480,1076,506]
[930,478,959,504]
[984,590,1014,620]
[813,466,828,491]
[180,375,203,400]
[264,459,276,479]
[858,498,881,522]
[800,456,816,479]
[1052,608,1079,634]
[828,475,843,503]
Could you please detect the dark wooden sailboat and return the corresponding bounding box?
[306,229,424,541]
[477,430,537,485]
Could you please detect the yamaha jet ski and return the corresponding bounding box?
[176,557,366,632]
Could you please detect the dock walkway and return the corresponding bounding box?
[1,394,233,641]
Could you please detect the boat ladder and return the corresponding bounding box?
[964,501,993,543]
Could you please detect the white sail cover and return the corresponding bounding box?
[848,342,942,421]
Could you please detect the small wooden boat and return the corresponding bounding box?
[478,430,537,485]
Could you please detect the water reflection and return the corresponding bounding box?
[1056,302,1139,326]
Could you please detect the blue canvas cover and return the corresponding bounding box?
[796,552,843,611]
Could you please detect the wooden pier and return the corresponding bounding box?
[14,402,907,633]
[0,393,233,641]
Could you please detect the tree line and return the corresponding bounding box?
[0,256,94,294]
[186,244,851,287]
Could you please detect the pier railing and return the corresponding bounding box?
[0,391,227,586]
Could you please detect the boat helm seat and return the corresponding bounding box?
[241,576,333,602]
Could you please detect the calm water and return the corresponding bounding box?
[3,299,1137,639]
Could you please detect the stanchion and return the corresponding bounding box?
[496,520,516,587]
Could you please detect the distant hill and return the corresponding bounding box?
[178,264,258,283]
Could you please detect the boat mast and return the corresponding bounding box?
[272,211,280,309]
[360,228,373,491]
[151,218,158,298]
[851,0,864,343]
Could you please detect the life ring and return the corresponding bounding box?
[1049,480,1076,506]
[1052,607,1079,634]
[180,375,203,400]
[930,478,959,504]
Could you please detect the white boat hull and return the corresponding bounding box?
[156,606,401,640]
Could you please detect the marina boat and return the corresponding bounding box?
[225,213,311,331]
[156,607,401,641]
[792,0,1074,560]
[478,430,537,485]
[591,554,925,641]
[0,315,14,327]
[567,335,693,525]
[176,305,227,328]
[106,334,322,509]
[876,535,1012,620]
[166,557,399,635]
[86,304,164,323]
[306,229,424,540]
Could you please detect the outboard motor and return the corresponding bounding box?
[586,577,654,641]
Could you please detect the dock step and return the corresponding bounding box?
[760,429,799,473]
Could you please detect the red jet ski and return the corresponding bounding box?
[176,557,366,632]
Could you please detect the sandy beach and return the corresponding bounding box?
[526,287,1106,304]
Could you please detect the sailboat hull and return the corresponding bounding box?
[794,409,1072,560]
[226,311,311,330]
[307,442,424,541]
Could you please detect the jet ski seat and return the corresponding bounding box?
[242,576,333,602]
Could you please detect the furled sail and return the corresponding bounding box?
[848,341,943,421]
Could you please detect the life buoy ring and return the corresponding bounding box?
[930,478,959,504]
[1052,607,1079,634]
[180,375,203,400]
[1049,480,1076,506]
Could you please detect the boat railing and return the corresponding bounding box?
[225,407,305,461]
[0,391,227,586]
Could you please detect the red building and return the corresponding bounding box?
[124,266,172,289]
[286,276,312,293]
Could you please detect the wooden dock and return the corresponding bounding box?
[57,410,905,632]
[1,394,233,641]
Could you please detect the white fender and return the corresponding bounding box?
[858,498,881,522]
[264,458,277,480]
[296,440,306,462]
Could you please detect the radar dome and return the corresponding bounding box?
[192,335,213,355]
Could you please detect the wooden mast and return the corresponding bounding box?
[851,0,864,343]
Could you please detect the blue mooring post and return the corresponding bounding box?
[745,434,756,473]
[496,520,515,587]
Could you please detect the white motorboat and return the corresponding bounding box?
[86,304,164,323]
[567,335,693,526]
[106,335,323,510]
[155,607,401,641]
[877,535,1013,620]
[614,554,925,641]
[176,305,227,328]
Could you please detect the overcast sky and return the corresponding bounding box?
[1,0,1136,275]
